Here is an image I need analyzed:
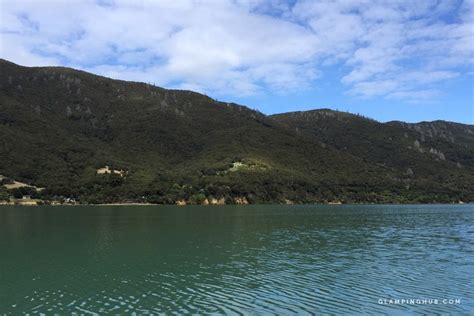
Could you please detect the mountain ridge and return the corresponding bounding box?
[1,58,473,204]
[3,58,472,125]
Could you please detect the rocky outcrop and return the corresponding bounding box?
[234,197,249,205]
[209,198,226,205]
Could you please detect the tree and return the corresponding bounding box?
[0,187,10,201]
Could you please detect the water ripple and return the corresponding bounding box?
[0,205,473,314]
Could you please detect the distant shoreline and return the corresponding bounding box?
[0,201,471,207]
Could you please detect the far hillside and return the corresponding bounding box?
[1,59,473,204]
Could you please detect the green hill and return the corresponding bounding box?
[1,59,473,204]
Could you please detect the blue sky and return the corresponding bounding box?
[1,0,473,123]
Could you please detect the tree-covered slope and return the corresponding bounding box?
[272,109,474,202]
[1,59,473,203]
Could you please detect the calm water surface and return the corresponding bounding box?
[0,205,473,314]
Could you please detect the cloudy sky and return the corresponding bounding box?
[1,0,473,123]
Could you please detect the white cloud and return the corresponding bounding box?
[387,89,441,102]
[293,0,473,100]
[0,0,472,101]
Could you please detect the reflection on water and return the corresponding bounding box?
[0,205,473,314]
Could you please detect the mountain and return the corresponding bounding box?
[271,110,474,201]
[1,59,473,204]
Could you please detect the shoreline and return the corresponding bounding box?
[0,201,471,207]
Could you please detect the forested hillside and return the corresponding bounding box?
[1,59,473,204]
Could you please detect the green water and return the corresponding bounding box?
[0,205,473,314]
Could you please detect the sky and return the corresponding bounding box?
[0,0,473,124]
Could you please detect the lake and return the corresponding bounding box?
[0,205,473,314]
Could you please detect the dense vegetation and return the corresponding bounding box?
[1,59,473,204]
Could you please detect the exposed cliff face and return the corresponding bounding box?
[400,121,474,145]
[1,59,473,204]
